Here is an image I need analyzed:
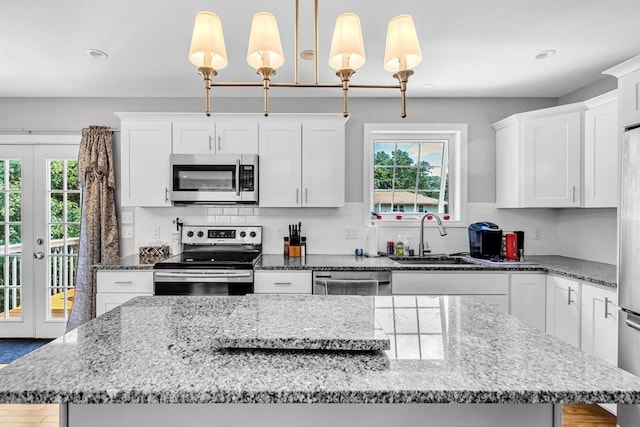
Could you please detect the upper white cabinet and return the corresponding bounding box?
[583,91,618,208]
[118,117,172,207]
[604,55,640,128]
[172,120,258,154]
[259,116,346,208]
[493,104,584,208]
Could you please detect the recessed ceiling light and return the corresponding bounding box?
[421,83,434,89]
[535,49,556,60]
[86,49,109,60]
[300,49,315,60]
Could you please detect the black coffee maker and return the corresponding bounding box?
[468,222,502,259]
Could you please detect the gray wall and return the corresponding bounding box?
[558,76,617,105]
[0,96,557,204]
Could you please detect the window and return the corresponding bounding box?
[364,124,467,226]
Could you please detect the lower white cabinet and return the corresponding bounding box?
[581,283,619,416]
[96,270,154,316]
[581,283,618,365]
[254,271,312,294]
[546,275,581,348]
[391,272,509,313]
[510,273,546,331]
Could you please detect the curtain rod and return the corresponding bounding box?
[0,128,121,135]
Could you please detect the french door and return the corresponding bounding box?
[0,138,80,338]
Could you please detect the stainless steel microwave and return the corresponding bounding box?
[170,154,258,204]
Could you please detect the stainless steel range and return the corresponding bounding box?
[153,225,262,295]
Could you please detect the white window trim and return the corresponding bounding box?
[363,123,468,228]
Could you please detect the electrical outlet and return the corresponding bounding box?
[276,227,285,239]
[534,229,542,240]
[345,226,358,239]
[122,226,133,239]
[153,227,160,240]
[121,211,133,224]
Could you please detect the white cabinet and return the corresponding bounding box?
[254,271,312,294]
[604,55,640,128]
[546,275,581,348]
[172,120,258,154]
[391,272,509,313]
[493,105,584,208]
[581,283,618,365]
[510,273,546,332]
[583,92,618,208]
[96,270,154,316]
[119,119,172,207]
[259,117,345,207]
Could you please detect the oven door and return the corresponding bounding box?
[153,269,254,295]
[171,154,258,204]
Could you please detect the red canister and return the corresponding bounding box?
[505,233,518,260]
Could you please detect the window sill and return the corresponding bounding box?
[369,218,468,228]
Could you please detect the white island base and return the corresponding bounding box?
[61,403,562,427]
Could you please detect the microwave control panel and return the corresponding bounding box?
[240,165,255,191]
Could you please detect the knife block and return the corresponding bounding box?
[289,245,301,257]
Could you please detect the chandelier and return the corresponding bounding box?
[188,0,423,118]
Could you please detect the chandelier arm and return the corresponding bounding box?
[295,0,300,84]
[197,67,217,117]
[209,82,401,89]
[314,0,319,85]
[393,70,414,119]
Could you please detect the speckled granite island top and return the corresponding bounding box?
[215,295,389,351]
[1,295,639,405]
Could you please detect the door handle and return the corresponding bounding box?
[165,187,169,202]
[217,135,222,151]
[33,252,45,260]
[604,297,610,319]
[305,188,308,203]
[567,286,574,305]
[235,159,241,196]
[208,135,213,151]
[296,188,299,204]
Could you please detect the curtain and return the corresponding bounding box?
[66,126,120,332]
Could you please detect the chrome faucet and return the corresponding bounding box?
[418,213,448,256]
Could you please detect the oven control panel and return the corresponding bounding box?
[182,225,262,246]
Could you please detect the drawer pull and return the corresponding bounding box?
[114,281,135,285]
[274,282,292,286]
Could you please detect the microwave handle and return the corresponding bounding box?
[235,159,241,196]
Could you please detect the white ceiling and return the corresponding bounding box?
[1,0,639,99]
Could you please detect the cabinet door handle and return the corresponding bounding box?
[296,188,299,203]
[208,135,213,151]
[604,297,610,319]
[572,185,576,203]
[567,286,574,305]
[165,187,169,202]
[305,188,308,203]
[217,135,221,151]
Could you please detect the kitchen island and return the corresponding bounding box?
[1,295,638,427]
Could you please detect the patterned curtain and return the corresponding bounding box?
[66,126,120,331]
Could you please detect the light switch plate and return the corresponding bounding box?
[345,226,358,239]
[121,211,133,224]
[122,226,133,239]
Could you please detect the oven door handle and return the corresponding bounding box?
[155,271,252,279]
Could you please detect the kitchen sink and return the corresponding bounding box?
[392,256,476,265]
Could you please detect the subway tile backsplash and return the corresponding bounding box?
[126,202,616,264]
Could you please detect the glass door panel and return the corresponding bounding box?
[34,145,80,337]
[0,146,34,337]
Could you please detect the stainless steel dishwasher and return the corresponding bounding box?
[312,270,392,296]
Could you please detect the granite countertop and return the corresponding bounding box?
[1,295,638,405]
[95,253,617,288]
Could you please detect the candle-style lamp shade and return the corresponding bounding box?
[384,14,422,72]
[328,13,366,71]
[247,12,285,70]
[189,11,228,70]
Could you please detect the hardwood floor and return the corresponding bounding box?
[563,404,617,427]
[0,364,619,426]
